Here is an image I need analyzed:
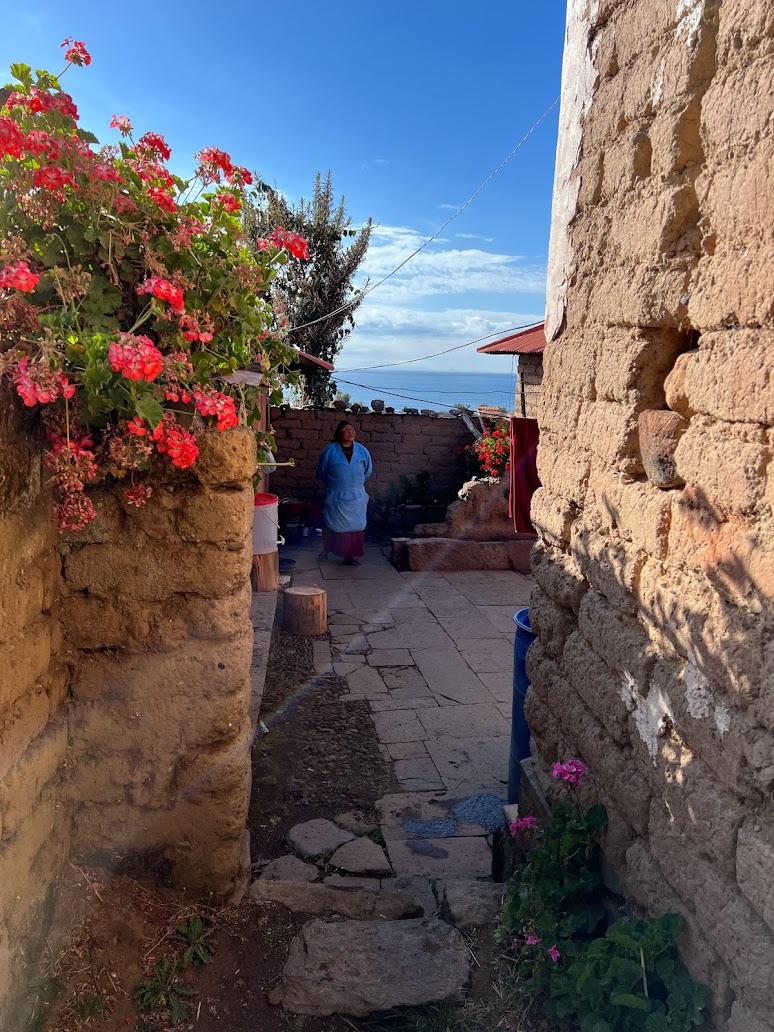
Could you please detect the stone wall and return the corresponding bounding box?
[0,421,257,1028]
[267,408,471,508]
[516,354,543,420]
[0,391,69,1032]
[529,2,774,1030]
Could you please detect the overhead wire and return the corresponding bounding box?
[286,95,560,336]
[335,320,541,372]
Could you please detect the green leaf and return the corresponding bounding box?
[135,395,164,429]
[644,1014,668,1032]
[611,992,649,1011]
[10,63,33,88]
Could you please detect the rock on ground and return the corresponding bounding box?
[287,818,354,858]
[250,880,421,921]
[259,855,320,883]
[334,811,378,836]
[278,917,470,1016]
[443,879,505,930]
[329,836,393,875]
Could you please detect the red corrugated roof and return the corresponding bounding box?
[477,323,546,355]
[297,350,335,371]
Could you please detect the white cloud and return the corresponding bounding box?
[357,224,546,303]
[334,223,546,372]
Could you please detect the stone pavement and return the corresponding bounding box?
[283,538,534,881]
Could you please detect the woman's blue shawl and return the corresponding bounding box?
[316,441,373,533]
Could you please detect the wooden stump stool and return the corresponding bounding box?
[282,585,327,636]
[252,551,279,592]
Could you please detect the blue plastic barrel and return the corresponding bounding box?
[508,607,536,804]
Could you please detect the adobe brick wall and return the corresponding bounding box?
[516,353,543,420]
[531,3,774,1030]
[0,392,69,1031]
[0,423,257,1028]
[267,408,471,508]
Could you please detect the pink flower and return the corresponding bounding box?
[61,38,91,67]
[552,759,587,786]
[547,945,561,963]
[0,262,40,293]
[110,114,133,135]
[55,491,96,532]
[509,816,537,836]
[525,934,541,946]
[193,387,238,431]
[13,358,75,406]
[124,483,153,507]
[109,335,164,382]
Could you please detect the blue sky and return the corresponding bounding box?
[1,2,567,372]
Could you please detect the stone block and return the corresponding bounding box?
[528,585,576,660]
[674,416,768,516]
[251,880,418,920]
[594,327,686,408]
[577,590,656,684]
[0,687,50,782]
[578,400,642,474]
[194,427,256,487]
[406,538,510,572]
[384,835,492,879]
[0,719,67,842]
[638,560,765,704]
[624,839,733,1026]
[64,539,249,602]
[530,540,588,613]
[562,631,631,744]
[638,409,688,489]
[588,474,673,560]
[177,486,253,545]
[728,1001,774,1032]
[571,522,646,615]
[673,331,774,426]
[530,488,576,546]
[737,818,774,933]
[443,880,504,930]
[277,918,469,1016]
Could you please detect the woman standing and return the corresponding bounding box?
[316,421,373,565]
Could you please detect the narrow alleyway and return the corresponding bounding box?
[286,538,533,881]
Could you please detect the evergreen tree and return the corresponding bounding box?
[243,171,372,406]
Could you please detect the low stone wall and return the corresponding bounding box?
[62,429,257,901]
[531,3,774,1029]
[0,393,69,1031]
[0,421,258,1028]
[267,408,471,509]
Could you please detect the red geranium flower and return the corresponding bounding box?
[108,335,164,382]
[0,261,40,293]
[61,38,91,67]
[269,227,309,260]
[110,114,133,135]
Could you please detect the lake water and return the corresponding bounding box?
[329,367,518,413]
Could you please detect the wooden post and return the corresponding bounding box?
[252,551,279,592]
[282,585,327,635]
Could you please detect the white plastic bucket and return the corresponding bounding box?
[252,493,279,555]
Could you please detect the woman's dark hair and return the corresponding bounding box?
[333,420,355,442]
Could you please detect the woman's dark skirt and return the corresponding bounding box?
[323,528,365,559]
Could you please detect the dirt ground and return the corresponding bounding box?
[34,612,542,1032]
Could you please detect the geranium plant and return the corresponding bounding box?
[464,419,510,478]
[0,40,305,530]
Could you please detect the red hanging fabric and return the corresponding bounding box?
[509,417,541,533]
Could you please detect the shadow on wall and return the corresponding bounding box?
[525,480,773,1027]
